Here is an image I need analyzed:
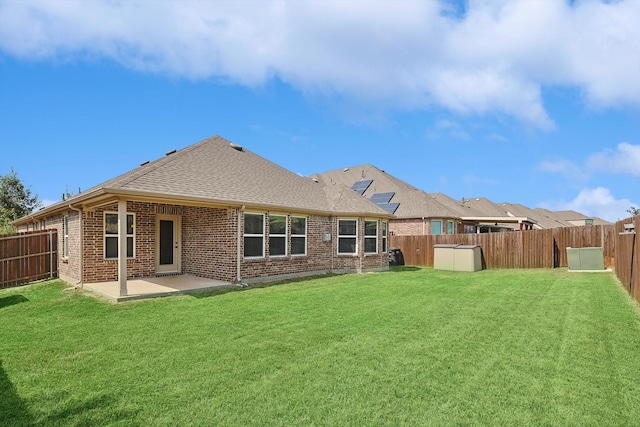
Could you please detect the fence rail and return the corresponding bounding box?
[391,220,640,307]
[0,230,58,288]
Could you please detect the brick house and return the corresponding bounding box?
[313,165,467,236]
[14,136,393,294]
[314,166,539,234]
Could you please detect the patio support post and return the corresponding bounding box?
[118,198,128,296]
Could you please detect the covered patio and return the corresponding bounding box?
[83,274,233,303]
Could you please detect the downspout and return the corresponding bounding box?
[236,205,245,283]
[68,204,83,288]
[331,216,335,271]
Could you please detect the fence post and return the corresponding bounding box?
[49,230,53,279]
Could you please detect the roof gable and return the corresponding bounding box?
[19,136,391,222]
[314,165,461,219]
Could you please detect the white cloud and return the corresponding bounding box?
[587,142,640,177]
[538,159,589,181]
[433,119,470,140]
[485,133,509,143]
[541,187,637,222]
[1,0,639,128]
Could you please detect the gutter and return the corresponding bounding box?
[68,204,84,288]
[236,205,245,283]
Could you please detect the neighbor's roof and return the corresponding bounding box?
[551,210,609,225]
[428,193,486,217]
[500,203,571,229]
[313,165,462,219]
[460,197,510,217]
[15,136,391,224]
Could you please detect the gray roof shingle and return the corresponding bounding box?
[22,136,391,220]
[313,165,462,219]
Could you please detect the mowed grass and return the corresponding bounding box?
[1,268,640,426]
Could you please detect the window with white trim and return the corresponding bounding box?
[382,221,388,253]
[291,216,307,256]
[63,215,69,258]
[269,214,287,257]
[364,220,378,254]
[244,213,265,258]
[432,220,442,235]
[447,220,455,235]
[104,212,135,259]
[338,219,357,254]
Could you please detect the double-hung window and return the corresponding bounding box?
[244,213,265,258]
[382,221,388,253]
[269,215,287,257]
[364,220,378,254]
[338,219,357,254]
[104,212,135,259]
[291,216,307,256]
[447,220,455,235]
[432,220,443,235]
[63,215,69,258]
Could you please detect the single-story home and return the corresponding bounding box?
[14,136,393,295]
[313,165,472,235]
[313,166,539,234]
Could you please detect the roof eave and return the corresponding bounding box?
[13,187,395,224]
[461,216,538,224]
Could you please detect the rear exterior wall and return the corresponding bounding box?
[35,202,389,284]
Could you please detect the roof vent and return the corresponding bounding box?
[166,149,177,156]
[343,168,349,172]
[140,161,150,166]
[230,143,244,152]
[312,178,319,183]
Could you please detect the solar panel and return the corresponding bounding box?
[351,179,373,195]
[378,202,400,214]
[369,192,395,204]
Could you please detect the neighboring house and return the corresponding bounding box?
[312,165,465,236]
[544,209,608,227]
[498,203,570,230]
[14,136,393,293]
[459,197,537,232]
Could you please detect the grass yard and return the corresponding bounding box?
[1,268,640,426]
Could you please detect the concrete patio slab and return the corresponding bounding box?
[82,275,233,302]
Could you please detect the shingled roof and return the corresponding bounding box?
[313,165,461,219]
[16,136,391,223]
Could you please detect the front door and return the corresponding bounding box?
[156,215,181,273]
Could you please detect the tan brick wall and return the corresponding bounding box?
[40,202,389,284]
[82,201,157,282]
[390,218,464,236]
[241,213,335,280]
[182,206,237,282]
[390,218,426,236]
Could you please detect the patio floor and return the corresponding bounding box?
[82,274,234,302]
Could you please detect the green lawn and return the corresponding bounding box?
[1,268,639,426]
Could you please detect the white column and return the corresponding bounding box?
[118,198,128,296]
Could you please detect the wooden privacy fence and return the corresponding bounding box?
[615,216,639,304]
[390,224,615,270]
[0,230,58,288]
[390,219,640,306]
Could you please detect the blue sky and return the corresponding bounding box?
[1,0,638,221]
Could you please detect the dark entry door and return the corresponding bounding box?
[156,215,181,273]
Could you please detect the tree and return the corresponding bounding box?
[0,167,42,228]
[627,206,640,216]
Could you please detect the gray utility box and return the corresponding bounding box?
[454,245,483,272]
[434,244,483,272]
[566,247,605,271]
[434,244,459,270]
